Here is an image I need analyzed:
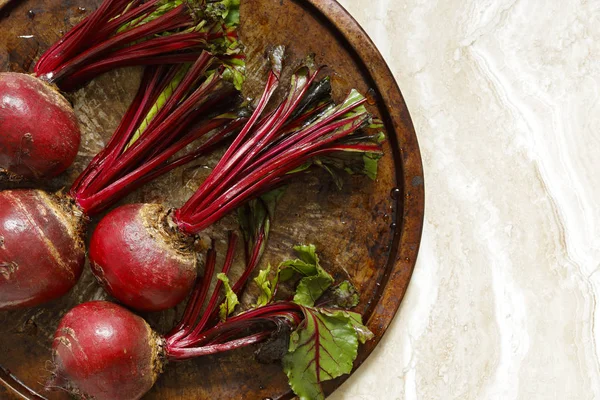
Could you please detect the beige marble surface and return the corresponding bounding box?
[331,0,600,399]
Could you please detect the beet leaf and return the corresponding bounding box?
[282,306,360,400]
[253,264,276,307]
[279,244,334,307]
[217,273,240,322]
[239,244,373,399]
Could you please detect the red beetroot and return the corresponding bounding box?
[0,189,85,309]
[89,54,384,313]
[0,73,80,180]
[51,301,164,400]
[89,204,197,312]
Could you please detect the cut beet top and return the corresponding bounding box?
[0,13,246,310]
[0,0,242,180]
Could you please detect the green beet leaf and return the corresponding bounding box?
[320,308,374,344]
[283,306,368,400]
[249,245,374,399]
[217,273,240,321]
[279,244,334,307]
[253,264,276,307]
[323,280,360,309]
[294,274,334,308]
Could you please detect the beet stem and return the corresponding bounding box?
[167,245,218,345]
[167,332,271,361]
[185,232,239,338]
[34,0,239,90]
[174,111,370,234]
[165,218,291,352]
[40,5,191,84]
[176,68,282,218]
[171,61,379,236]
[70,51,241,215]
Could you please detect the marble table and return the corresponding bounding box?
[331,0,600,399]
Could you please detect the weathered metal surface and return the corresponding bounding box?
[0,0,424,398]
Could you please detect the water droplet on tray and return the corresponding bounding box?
[390,187,401,199]
[366,88,377,105]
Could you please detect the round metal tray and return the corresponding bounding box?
[0,0,424,398]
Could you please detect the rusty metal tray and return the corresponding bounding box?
[0,0,424,398]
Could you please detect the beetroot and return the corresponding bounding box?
[50,298,282,400]
[51,301,164,400]
[89,204,197,312]
[0,73,80,180]
[0,0,241,180]
[0,189,85,309]
[89,53,385,312]
[0,47,245,310]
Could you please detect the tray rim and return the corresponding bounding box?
[0,0,425,398]
[300,0,425,397]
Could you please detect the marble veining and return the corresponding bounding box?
[332,0,600,399]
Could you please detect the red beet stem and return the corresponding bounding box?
[70,66,170,195]
[197,228,267,329]
[166,332,272,361]
[57,34,208,90]
[163,223,271,347]
[188,111,367,216]
[70,52,242,215]
[170,54,382,237]
[181,232,238,337]
[167,245,218,344]
[232,229,265,295]
[34,0,239,90]
[161,203,306,359]
[78,53,215,195]
[170,303,302,351]
[178,67,323,217]
[177,67,283,216]
[35,0,133,74]
[47,8,197,85]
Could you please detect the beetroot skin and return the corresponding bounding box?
[51,301,164,400]
[0,189,85,310]
[89,203,197,312]
[0,72,81,180]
